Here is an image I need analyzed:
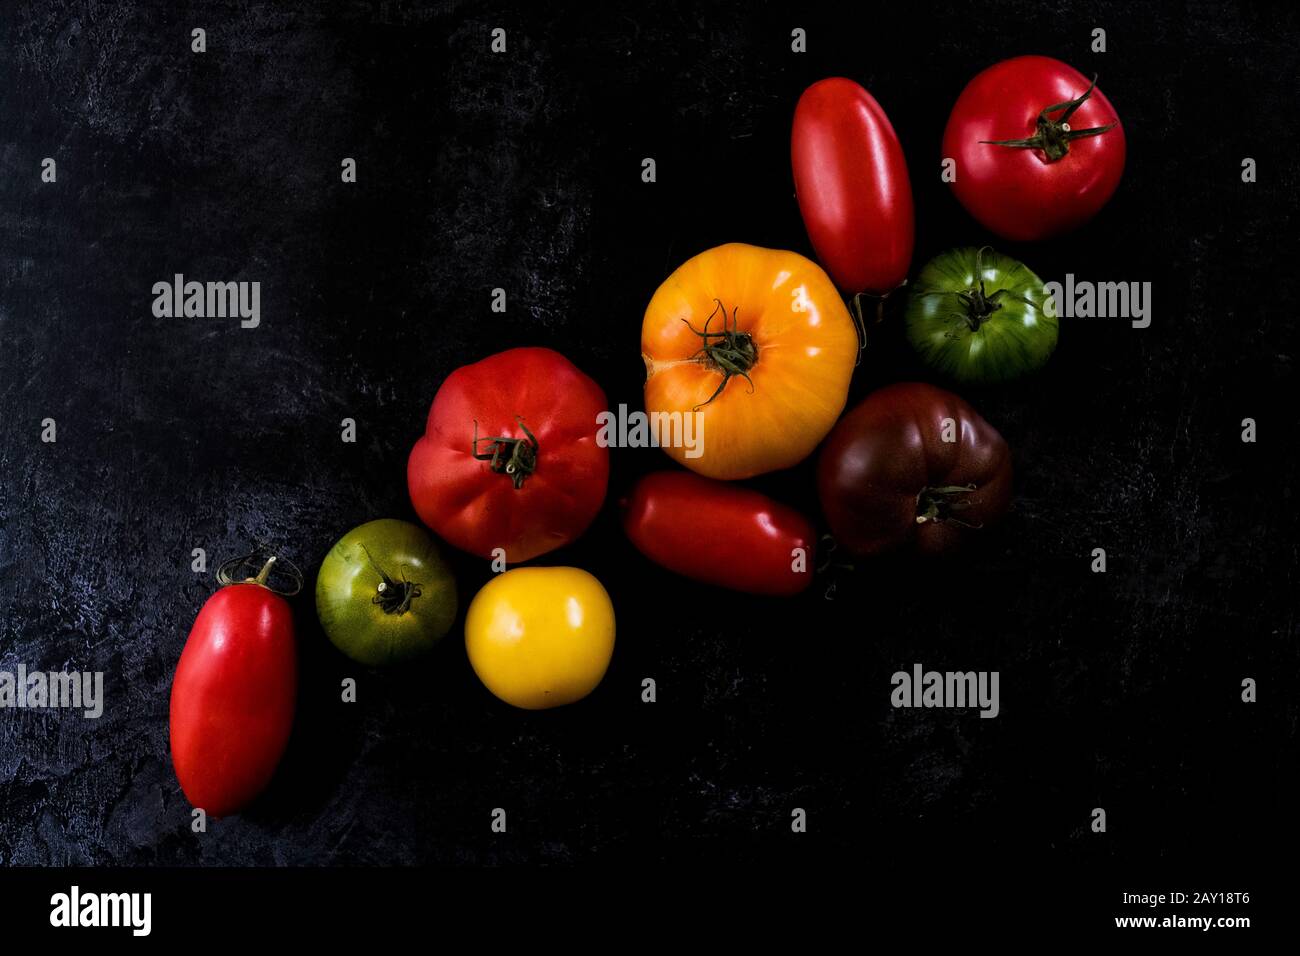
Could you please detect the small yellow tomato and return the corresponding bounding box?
[464,567,615,710]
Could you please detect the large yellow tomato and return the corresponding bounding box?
[641,243,858,480]
[464,567,615,710]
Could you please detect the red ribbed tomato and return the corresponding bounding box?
[408,347,609,564]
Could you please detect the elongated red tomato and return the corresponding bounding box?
[792,77,914,295]
[169,559,297,818]
[622,471,815,595]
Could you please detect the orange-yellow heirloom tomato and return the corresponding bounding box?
[641,243,858,480]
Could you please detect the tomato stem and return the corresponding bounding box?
[357,544,423,615]
[848,294,883,358]
[957,281,1003,331]
[916,247,1042,332]
[253,556,276,585]
[915,484,983,528]
[682,299,757,409]
[980,74,1117,162]
[848,280,907,364]
[472,416,538,489]
[815,534,857,601]
[216,550,304,595]
[374,576,422,615]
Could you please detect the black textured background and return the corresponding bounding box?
[1,0,1296,880]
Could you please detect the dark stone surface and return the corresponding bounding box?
[0,0,1295,870]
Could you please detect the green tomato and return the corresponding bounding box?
[904,246,1057,384]
[315,519,457,667]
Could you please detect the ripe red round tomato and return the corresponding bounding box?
[792,77,914,296]
[408,347,609,564]
[943,56,1125,242]
[817,383,1012,556]
[622,471,815,596]
[169,556,298,818]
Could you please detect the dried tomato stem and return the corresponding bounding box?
[357,545,423,615]
[472,416,538,489]
[253,556,276,585]
[915,484,982,528]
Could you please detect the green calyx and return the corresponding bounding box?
[373,576,422,615]
[472,416,538,489]
[358,544,422,615]
[953,282,1003,331]
[981,75,1117,162]
[917,247,1041,333]
[682,299,758,410]
[915,484,982,528]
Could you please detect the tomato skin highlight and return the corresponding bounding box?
[169,582,296,818]
[792,77,914,295]
[408,347,610,564]
[943,56,1125,241]
[622,471,816,596]
[817,383,1012,556]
